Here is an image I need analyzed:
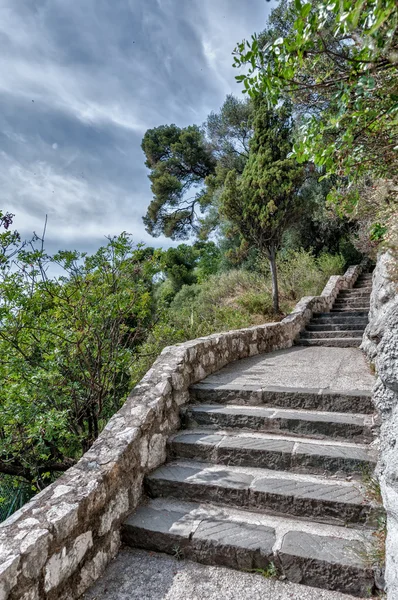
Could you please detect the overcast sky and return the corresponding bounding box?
[0,0,276,254]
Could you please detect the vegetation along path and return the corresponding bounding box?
[86,273,382,599]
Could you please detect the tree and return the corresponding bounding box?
[233,0,398,183]
[142,124,216,239]
[220,102,305,313]
[142,97,255,241]
[206,94,253,171]
[0,234,157,488]
[198,96,254,239]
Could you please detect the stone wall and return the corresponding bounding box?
[0,265,363,600]
[361,252,398,599]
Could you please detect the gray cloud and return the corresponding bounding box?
[0,0,276,253]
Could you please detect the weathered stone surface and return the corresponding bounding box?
[145,460,379,527]
[299,338,362,347]
[307,324,367,331]
[183,404,374,442]
[278,531,374,597]
[301,330,366,339]
[122,498,376,597]
[169,430,376,475]
[361,252,398,599]
[44,531,93,592]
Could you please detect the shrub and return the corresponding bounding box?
[277,249,345,300]
[0,234,157,488]
[237,291,273,316]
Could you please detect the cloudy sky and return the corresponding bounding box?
[0,0,276,254]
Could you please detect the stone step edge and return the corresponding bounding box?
[145,459,381,527]
[182,403,375,442]
[168,429,377,475]
[189,384,375,414]
[311,310,369,320]
[306,325,367,331]
[300,330,366,338]
[122,499,376,598]
[297,339,362,347]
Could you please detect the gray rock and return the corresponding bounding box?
[361,252,398,599]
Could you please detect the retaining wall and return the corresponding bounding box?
[0,264,363,600]
[361,252,398,599]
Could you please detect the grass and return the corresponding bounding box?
[247,562,278,579]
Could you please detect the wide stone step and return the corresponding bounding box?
[146,460,380,527]
[310,319,368,328]
[301,330,365,339]
[356,276,373,282]
[339,290,371,297]
[182,403,374,442]
[331,311,369,317]
[168,430,377,475]
[353,287,372,293]
[333,302,370,310]
[330,306,369,317]
[306,323,366,332]
[314,311,368,318]
[298,337,363,347]
[122,498,376,597]
[334,298,370,305]
[190,384,375,414]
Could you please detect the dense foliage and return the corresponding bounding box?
[142,124,216,238]
[0,234,156,488]
[234,0,398,180]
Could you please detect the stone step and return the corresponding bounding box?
[122,498,376,597]
[330,306,369,312]
[333,303,370,310]
[168,429,377,475]
[356,284,372,288]
[310,318,368,327]
[334,298,370,305]
[339,290,371,297]
[306,323,367,332]
[145,460,380,527]
[353,285,372,291]
[314,311,368,319]
[182,403,374,443]
[301,330,365,339]
[190,384,375,414]
[298,337,362,347]
[353,288,372,295]
[356,275,373,281]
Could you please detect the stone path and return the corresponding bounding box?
[84,547,365,600]
[86,272,382,599]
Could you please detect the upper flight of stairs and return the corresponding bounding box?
[122,272,381,598]
[298,272,372,348]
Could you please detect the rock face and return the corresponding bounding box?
[0,264,365,600]
[361,252,398,599]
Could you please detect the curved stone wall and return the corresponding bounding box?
[361,252,398,599]
[0,264,363,600]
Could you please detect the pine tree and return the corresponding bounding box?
[221,101,305,313]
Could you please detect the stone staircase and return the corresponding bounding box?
[122,272,381,598]
[298,272,372,348]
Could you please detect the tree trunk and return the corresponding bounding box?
[268,245,280,314]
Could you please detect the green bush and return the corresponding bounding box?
[237,291,273,316]
[0,234,157,487]
[317,252,346,280]
[277,249,345,301]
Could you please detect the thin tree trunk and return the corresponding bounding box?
[268,245,279,314]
